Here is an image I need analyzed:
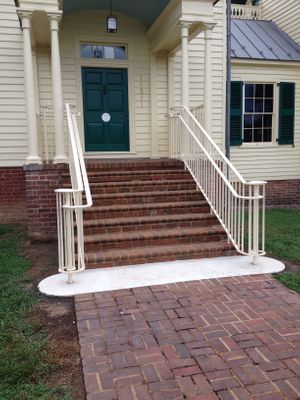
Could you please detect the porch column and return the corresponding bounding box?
[204,24,214,133]
[18,11,41,164]
[180,22,190,108]
[48,12,67,163]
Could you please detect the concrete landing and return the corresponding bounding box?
[38,256,285,297]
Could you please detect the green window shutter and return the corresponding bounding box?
[230,81,243,146]
[278,82,295,145]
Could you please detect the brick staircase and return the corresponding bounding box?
[65,159,236,268]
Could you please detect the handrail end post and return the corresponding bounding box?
[67,273,74,284]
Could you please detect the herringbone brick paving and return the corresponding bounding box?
[75,274,300,400]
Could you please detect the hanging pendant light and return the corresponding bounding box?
[107,0,117,33]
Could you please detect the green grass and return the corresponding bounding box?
[265,209,300,293]
[276,271,300,294]
[265,209,300,261]
[0,225,72,400]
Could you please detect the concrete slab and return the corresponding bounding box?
[38,256,285,297]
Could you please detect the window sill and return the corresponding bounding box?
[235,143,294,149]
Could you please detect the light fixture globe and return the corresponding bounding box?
[107,14,117,33]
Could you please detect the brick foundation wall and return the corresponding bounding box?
[24,163,69,241]
[0,167,27,224]
[265,179,300,206]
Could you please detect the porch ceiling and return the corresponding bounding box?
[62,0,171,28]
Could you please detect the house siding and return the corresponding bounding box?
[231,61,300,181]
[0,0,27,167]
[262,0,300,45]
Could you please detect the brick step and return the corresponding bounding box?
[89,189,204,206]
[83,212,218,235]
[88,179,196,194]
[62,169,191,183]
[84,225,227,252]
[83,200,210,220]
[85,241,236,269]
[86,158,184,172]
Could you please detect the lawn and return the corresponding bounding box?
[265,208,300,293]
[0,225,73,400]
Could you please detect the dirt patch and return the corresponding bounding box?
[25,239,86,400]
[281,259,300,273]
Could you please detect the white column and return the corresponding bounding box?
[150,54,159,158]
[180,22,190,108]
[168,55,175,110]
[48,12,67,163]
[18,11,41,164]
[204,24,214,133]
[168,55,175,157]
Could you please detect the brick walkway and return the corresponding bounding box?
[75,274,300,400]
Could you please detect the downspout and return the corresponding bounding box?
[225,0,231,160]
[14,0,22,29]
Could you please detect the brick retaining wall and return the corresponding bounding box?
[265,179,300,206]
[23,163,68,241]
[0,167,27,224]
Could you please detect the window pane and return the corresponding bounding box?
[115,46,126,60]
[254,114,263,128]
[244,129,253,142]
[265,84,273,98]
[254,129,263,142]
[263,114,272,128]
[255,99,263,113]
[81,44,92,58]
[244,114,253,128]
[245,84,254,98]
[93,45,103,58]
[104,46,115,59]
[264,99,273,113]
[263,129,272,142]
[245,99,254,112]
[255,84,264,97]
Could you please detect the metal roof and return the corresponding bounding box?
[231,19,300,61]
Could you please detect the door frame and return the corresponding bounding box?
[82,67,130,152]
[75,35,136,157]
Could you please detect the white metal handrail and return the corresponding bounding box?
[231,4,262,20]
[169,106,266,264]
[55,103,92,283]
[190,104,204,126]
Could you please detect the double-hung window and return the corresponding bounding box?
[244,83,274,143]
[230,81,295,146]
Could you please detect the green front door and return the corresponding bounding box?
[82,67,129,151]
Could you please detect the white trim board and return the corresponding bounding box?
[38,256,285,297]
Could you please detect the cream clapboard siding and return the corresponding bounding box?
[0,0,27,166]
[262,0,300,45]
[173,0,226,148]
[231,62,300,181]
[55,11,154,157]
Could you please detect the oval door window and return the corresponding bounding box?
[101,112,111,123]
